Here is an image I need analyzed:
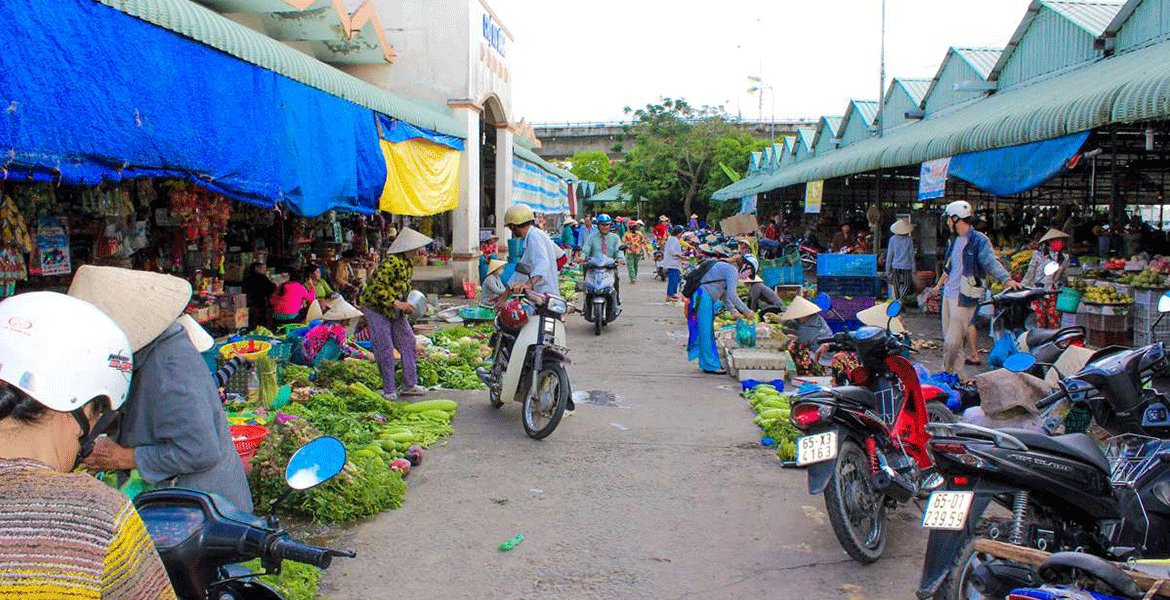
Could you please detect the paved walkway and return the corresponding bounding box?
[322,275,927,600]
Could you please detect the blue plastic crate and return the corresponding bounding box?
[817,254,877,277]
[819,276,879,297]
[826,318,864,333]
[761,264,804,287]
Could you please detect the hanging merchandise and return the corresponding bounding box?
[0,248,25,298]
[0,195,33,254]
[169,184,231,271]
[34,216,71,276]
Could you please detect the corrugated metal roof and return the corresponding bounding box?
[796,128,817,149]
[99,0,464,138]
[898,79,932,105]
[852,100,880,126]
[710,171,772,200]
[954,47,1003,79]
[1044,0,1125,36]
[1102,0,1143,36]
[711,37,1170,198]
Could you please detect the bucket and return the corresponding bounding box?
[1056,287,1082,313]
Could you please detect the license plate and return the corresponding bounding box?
[796,431,838,466]
[921,491,975,530]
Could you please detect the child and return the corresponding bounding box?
[480,259,508,307]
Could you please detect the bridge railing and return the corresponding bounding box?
[533,118,816,130]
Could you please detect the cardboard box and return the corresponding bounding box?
[218,294,247,309]
[207,305,221,320]
[220,308,248,329]
[720,214,759,237]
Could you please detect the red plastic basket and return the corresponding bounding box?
[229,424,269,455]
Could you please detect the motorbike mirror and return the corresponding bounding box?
[285,436,347,491]
[1003,353,1037,373]
[514,263,531,276]
[814,293,833,312]
[1159,291,1170,313]
[1042,261,1060,277]
[886,301,902,318]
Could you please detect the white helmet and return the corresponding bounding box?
[0,292,132,413]
[942,200,973,221]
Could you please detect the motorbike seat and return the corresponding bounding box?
[999,428,1111,473]
[1025,328,1063,348]
[829,386,878,409]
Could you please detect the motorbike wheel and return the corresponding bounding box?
[488,384,503,408]
[523,363,568,439]
[594,316,602,336]
[927,401,956,424]
[935,536,992,600]
[824,439,887,564]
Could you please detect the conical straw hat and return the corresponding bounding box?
[781,296,822,321]
[1039,228,1070,243]
[388,227,432,254]
[322,297,364,321]
[68,266,192,351]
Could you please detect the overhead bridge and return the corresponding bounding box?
[532,119,815,160]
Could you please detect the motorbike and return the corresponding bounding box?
[788,300,955,563]
[136,436,355,600]
[476,278,573,439]
[916,290,1170,600]
[581,254,621,336]
[986,263,1085,374]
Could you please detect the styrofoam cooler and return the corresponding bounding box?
[1060,312,1078,329]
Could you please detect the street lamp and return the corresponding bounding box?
[747,78,776,168]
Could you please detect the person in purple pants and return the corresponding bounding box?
[359,227,432,400]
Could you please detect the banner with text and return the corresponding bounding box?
[918,157,951,201]
[804,180,823,214]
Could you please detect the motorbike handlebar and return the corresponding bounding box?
[269,538,354,569]
[1035,388,1066,411]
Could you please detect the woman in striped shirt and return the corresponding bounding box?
[0,292,175,600]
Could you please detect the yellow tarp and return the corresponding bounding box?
[378,138,460,216]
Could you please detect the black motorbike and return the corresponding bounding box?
[985,284,1085,375]
[916,330,1170,600]
[136,437,355,600]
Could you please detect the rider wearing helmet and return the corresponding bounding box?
[0,292,176,599]
[580,213,625,305]
[504,204,561,297]
[933,200,1021,374]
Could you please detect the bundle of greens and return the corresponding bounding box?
[743,385,800,461]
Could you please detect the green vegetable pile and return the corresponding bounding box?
[241,559,321,600]
[418,325,494,390]
[743,385,800,461]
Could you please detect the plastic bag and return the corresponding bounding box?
[735,319,757,347]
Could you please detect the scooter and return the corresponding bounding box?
[136,436,355,600]
[788,301,955,564]
[477,281,573,439]
[987,262,1085,373]
[581,254,621,336]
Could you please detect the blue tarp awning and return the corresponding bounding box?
[948,131,1090,196]
[0,0,454,217]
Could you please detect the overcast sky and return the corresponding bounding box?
[489,0,1033,124]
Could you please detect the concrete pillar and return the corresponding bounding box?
[451,107,481,287]
[495,127,514,245]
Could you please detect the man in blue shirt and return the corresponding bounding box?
[932,201,1021,375]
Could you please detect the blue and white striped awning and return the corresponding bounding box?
[512,156,568,214]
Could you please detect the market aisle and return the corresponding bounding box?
[322,277,927,600]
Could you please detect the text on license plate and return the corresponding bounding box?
[922,491,975,530]
[796,431,838,466]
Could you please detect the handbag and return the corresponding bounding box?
[960,276,984,300]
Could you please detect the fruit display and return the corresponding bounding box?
[1082,284,1132,305]
[1118,269,1170,289]
[1009,250,1034,279]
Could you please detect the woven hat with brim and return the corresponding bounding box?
[1039,228,1071,243]
[306,299,325,323]
[176,314,214,352]
[564,218,577,226]
[781,296,822,321]
[487,259,508,275]
[68,265,192,352]
[322,297,364,321]
[856,302,906,333]
[659,215,669,222]
[890,219,914,236]
[388,227,432,254]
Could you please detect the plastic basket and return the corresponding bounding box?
[741,379,785,392]
[219,340,272,361]
[1077,311,1131,333]
[1055,288,1082,313]
[830,296,876,320]
[817,254,877,277]
[1103,434,1164,487]
[311,338,342,366]
[229,424,269,456]
[1134,310,1170,347]
[818,276,879,298]
[826,318,864,333]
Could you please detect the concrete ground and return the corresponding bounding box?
[321,278,939,600]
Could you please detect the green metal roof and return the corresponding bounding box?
[988,0,1123,82]
[954,47,1003,79]
[99,0,464,138]
[710,172,773,201]
[712,37,1170,197]
[897,79,932,106]
[586,184,646,203]
[796,128,817,150]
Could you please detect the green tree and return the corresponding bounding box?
[569,151,611,188]
[613,98,759,222]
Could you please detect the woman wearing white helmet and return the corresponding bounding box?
[933,200,1021,375]
[0,292,175,599]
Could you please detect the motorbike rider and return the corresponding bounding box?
[580,213,625,304]
[505,204,561,297]
[0,292,176,600]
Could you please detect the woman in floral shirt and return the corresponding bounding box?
[359,227,431,400]
[621,221,650,284]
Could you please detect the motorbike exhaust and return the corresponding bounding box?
[871,467,915,503]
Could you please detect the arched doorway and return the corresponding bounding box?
[480,95,507,234]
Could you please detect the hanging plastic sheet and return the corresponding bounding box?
[513,158,567,214]
[947,131,1090,197]
[376,115,461,216]
[0,0,399,216]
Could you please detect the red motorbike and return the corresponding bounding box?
[789,301,954,563]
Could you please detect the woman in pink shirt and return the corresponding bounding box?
[270,269,314,324]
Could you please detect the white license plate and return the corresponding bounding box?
[796,431,838,466]
[921,491,975,530]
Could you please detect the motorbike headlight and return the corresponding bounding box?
[546,297,568,315]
